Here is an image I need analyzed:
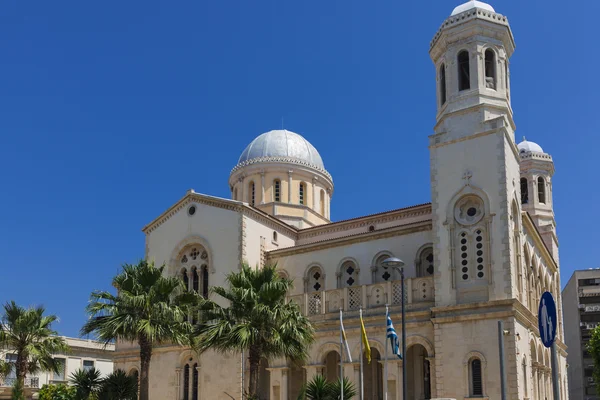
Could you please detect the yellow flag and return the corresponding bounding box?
[360,310,371,364]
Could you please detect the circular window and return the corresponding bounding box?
[454,196,484,226]
[369,225,375,232]
[188,205,196,216]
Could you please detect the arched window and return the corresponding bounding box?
[307,266,324,293]
[183,364,190,400]
[192,363,199,400]
[439,63,447,105]
[274,180,281,202]
[320,189,325,215]
[453,196,489,290]
[484,49,496,90]
[417,247,434,277]
[520,178,528,204]
[190,267,198,293]
[273,231,278,242]
[470,358,483,396]
[233,188,238,201]
[339,261,359,288]
[458,50,470,91]
[374,254,397,283]
[537,177,546,204]
[201,265,209,298]
[249,181,255,206]
[299,182,306,205]
[181,268,189,291]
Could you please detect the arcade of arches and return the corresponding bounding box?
[256,344,432,400]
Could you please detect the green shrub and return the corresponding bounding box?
[39,383,76,400]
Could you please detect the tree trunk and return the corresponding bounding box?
[15,351,27,389]
[138,335,153,400]
[247,346,261,397]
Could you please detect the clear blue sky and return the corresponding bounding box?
[0,0,597,337]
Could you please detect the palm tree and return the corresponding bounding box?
[194,264,314,397]
[0,301,69,391]
[70,367,102,399]
[97,369,138,400]
[0,359,11,379]
[81,260,200,400]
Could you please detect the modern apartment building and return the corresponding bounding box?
[563,269,600,400]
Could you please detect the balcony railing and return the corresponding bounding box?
[288,277,435,316]
[1,377,40,388]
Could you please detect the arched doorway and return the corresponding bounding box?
[407,344,431,400]
[363,348,383,400]
[257,358,270,400]
[324,351,340,382]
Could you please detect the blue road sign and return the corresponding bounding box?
[538,291,557,348]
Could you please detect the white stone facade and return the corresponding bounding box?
[0,337,114,399]
[114,1,568,399]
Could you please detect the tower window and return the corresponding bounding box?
[274,180,281,202]
[537,177,546,204]
[520,178,528,204]
[458,50,470,91]
[249,181,255,206]
[484,49,496,90]
[233,188,238,201]
[470,358,483,396]
[299,182,306,205]
[439,63,447,105]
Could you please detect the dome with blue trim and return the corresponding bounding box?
[237,130,325,170]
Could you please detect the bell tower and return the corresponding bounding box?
[428,1,522,306]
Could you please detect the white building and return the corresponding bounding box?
[0,337,114,399]
[114,1,568,399]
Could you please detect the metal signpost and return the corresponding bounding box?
[538,291,560,400]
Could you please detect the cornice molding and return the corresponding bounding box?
[230,156,333,183]
[522,212,558,272]
[298,203,432,239]
[267,220,432,258]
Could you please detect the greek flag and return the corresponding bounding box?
[386,310,402,359]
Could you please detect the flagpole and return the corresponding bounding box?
[340,308,344,400]
[384,305,389,400]
[359,308,364,400]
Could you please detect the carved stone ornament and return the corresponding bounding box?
[454,196,484,226]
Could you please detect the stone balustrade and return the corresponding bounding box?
[288,276,435,316]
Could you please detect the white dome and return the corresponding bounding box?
[237,130,325,170]
[451,0,495,16]
[517,139,544,154]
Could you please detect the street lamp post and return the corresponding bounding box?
[381,257,406,400]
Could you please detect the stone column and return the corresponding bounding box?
[260,170,265,204]
[353,363,361,393]
[426,356,436,399]
[175,368,181,400]
[281,368,289,400]
[239,177,245,203]
[303,365,323,383]
[288,170,293,204]
[311,177,317,210]
[268,368,282,400]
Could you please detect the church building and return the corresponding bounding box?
[114,1,569,399]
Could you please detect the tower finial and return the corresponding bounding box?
[522,136,526,142]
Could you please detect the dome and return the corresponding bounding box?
[517,139,544,154]
[237,130,325,170]
[451,0,495,16]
